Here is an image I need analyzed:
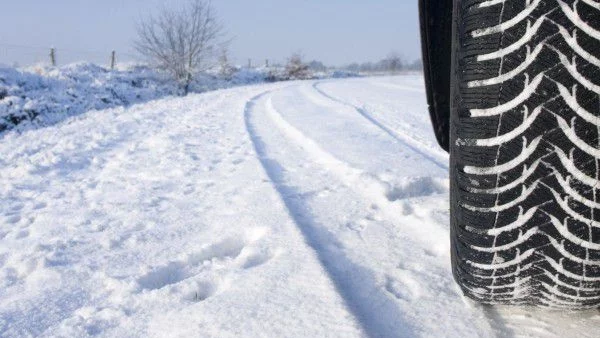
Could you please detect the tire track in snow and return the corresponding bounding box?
[247,88,502,337]
[244,90,417,338]
[262,92,448,235]
[311,82,448,171]
[258,85,526,337]
[260,87,455,273]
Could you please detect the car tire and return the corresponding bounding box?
[451,0,600,308]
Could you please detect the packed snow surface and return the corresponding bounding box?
[1,76,600,337]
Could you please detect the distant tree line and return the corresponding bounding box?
[341,52,423,73]
[304,53,423,74]
[275,52,424,80]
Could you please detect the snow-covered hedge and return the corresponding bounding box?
[0,63,271,134]
[0,63,360,134]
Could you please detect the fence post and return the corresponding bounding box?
[265,59,269,68]
[110,50,116,70]
[248,58,252,69]
[50,48,56,66]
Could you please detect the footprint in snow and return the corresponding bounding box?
[137,228,272,299]
[384,273,422,301]
[5,215,22,225]
[178,279,219,302]
[345,220,367,237]
[238,247,274,270]
[137,237,248,291]
[9,203,24,212]
[15,230,29,239]
[385,176,447,202]
[33,202,48,210]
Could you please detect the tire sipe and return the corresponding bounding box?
[451,0,600,308]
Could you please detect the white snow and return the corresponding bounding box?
[1,75,600,337]
[0,63,276,134]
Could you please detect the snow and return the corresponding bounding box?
[0,63,272,134]
[1,75,600,337]
[0,63,360,135]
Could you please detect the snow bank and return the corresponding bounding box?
[0,63,271,134]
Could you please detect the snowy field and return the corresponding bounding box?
[1,76,600,337]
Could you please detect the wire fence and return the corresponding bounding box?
[0,41,416,74]
[0,42,286,72]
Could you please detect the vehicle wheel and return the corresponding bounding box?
[451,0,600,308]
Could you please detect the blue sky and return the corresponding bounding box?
[0,0,420,67]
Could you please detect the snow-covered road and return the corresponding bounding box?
[1,76,600,337]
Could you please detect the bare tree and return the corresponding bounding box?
[218,48,235,79]
[135,0,226,95]
[285,53,310,80]
[385,52,403,74]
